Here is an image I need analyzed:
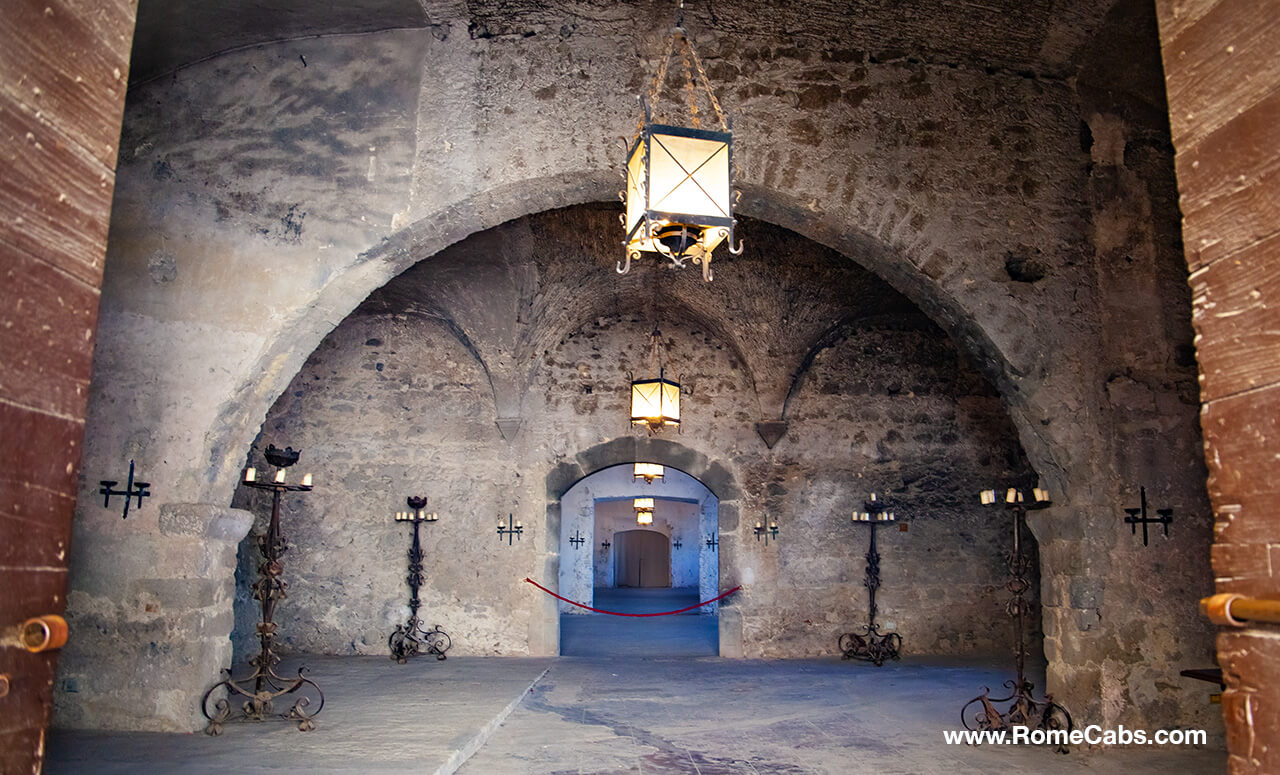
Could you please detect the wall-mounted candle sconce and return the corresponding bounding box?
[569,530,586,549]
[672,538,683,549]
[1123,486,1172,546]
[753,519,779,545]
[99,459,151,519]
[497,513,523,545]
[839,493,903,666]
[601,540,612,551]
[388,496,450,663]
[705,533,718,551]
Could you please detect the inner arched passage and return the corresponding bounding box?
[557,464,720,657]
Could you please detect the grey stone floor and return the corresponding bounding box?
[47,655,1224,775]
[460,657,1224,775]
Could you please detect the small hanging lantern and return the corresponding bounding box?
[634,497,656,526]
[618,7,740,282]
[630,327,680,433]
[634,462,665,483]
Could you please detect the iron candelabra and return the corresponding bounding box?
[568,530,586,549]
[839,493,903,666]
[203,445,322,734]
[388,497,451,663]
[962,486,1072,744]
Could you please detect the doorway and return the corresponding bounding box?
[556,462,719,657]
[613,529,671,588]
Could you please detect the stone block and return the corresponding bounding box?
[159,502,254,543]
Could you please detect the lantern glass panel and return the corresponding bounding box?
[631,380,664,425]
[661,379,681,424]
[647,130,730,221]
[634,497,655,510]
[636,509,654,525]
[625,140,646,240]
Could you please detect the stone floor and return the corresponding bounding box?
[47,588,1221,774]
[48,655,1224,775]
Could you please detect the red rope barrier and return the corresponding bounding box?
[523,578,741,617]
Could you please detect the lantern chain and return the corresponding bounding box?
[681,40,700,129]
[641,8,728,133]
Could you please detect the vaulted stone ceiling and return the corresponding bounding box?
[357,204,924,423]
[130,0,1123,84]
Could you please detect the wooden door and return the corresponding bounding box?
[0,2,137,772]
[614,530,671,588]
[1156,3,1280,770]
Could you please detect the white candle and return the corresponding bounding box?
[244,468,256,483]
[302,473,313,486]
[275,469,286,484]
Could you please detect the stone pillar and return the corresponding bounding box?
[55,505,252,732]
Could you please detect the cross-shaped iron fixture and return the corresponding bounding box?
[1123,486,1172,547]
[99,459,151,519]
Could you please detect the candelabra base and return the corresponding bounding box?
[962,680,1072,751]
[388,618,452,664]
[201,662,324,735]
[838,624,902,667]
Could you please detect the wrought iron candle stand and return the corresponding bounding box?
[388,497,451,663]
[203,445,322,735]
[1123,486,1173,547]
[962,487,1072,743]
[839,494,903,666]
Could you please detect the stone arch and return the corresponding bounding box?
[540,436,742,656]
[203,174,1051,515]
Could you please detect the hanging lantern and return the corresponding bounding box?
[634,497,656,526]
[634,462,665,483]
[630,370,680,432]
[630,326,680,433]
[618,17,740,282]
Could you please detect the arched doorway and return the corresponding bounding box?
[550,445,733,658]
[613,529,670,588]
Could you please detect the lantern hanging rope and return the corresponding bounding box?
[618,2,741,281]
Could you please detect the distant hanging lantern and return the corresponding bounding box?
[634,462,665,483]
[634,497,656,526]
[630,327,680,433]
[617,8,740,282]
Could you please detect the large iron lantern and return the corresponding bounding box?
[630,370,680,432]
[618,22,740,282]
